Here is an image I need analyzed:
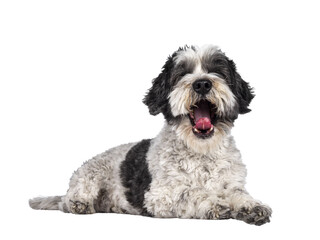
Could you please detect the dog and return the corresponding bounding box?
[29,45,272,225]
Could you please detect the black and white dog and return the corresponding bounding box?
[30,45,272,225]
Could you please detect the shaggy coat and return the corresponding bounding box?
[30,45,272,226]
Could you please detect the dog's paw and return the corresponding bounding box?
[69,200,93,214]
[207,204,232,220]
[235,204,272,226]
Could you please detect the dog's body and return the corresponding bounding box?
[30,45,272,225]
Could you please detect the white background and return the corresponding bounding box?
[1,0,319,239]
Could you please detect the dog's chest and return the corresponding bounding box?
[148,141,234,192]
[164,154,230,190]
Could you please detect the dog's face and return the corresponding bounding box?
[144,45,254,153]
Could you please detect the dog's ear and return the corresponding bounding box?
[143,55,175,115]
[227,59,255,114]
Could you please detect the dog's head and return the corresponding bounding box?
[143,45,254,153]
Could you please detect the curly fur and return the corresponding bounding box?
[29,45,271,226]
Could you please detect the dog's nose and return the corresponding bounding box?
[192,79,212,95]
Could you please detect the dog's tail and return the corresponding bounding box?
[29,196,68,212]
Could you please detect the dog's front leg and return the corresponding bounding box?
[228,189,272,225]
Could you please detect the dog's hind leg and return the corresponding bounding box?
[29,143,136,214]
[64,164,104,214]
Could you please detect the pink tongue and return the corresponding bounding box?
[195,118,212,130]
[194,101,212,130]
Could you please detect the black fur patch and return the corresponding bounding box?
[143,47,193,124]
[143,54,176,123]
[120,139,152,216]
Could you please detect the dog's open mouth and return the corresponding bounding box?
[188,100,216,139]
